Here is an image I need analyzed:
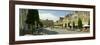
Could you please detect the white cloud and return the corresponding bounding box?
[39,13,59,22]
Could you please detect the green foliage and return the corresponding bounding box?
[73,21,75,28]
[39,22,43,27]
[25,9,40,34]
[88,20,90,25]
[68,22,70,27]
[25,9,40,25]
[78,18,83,29]
[65,23,67,28]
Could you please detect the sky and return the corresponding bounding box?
[38,9,72,22]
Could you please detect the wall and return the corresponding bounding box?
[0,0,97,45]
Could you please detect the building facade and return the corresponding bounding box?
[54,11,90,28]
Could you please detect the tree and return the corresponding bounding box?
[25,9,40,34]
[78,18,83,29]
[39,22,43,27]
[65,23,67,28]
[73,21,75,28]
[88,20,90,25]
[68,22,71,29]
[26,9,40,24]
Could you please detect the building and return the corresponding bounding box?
[54,11,90,28]
[40,19,54,28]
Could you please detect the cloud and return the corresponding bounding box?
[39,13,59,22]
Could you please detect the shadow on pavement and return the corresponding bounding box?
[39,28,58,35]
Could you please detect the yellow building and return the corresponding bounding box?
[54,11,90,28]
